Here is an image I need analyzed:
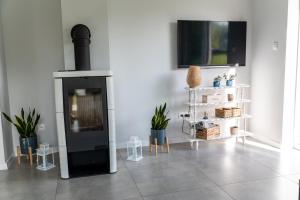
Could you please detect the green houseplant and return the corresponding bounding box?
[2,108,40,154]
[151,103,170,145]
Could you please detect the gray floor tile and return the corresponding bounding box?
[133,167,216,196]
[222,177,299,200]
[56,168,141,200]
[194,154,279,185]
[1,141,300,200]
[143,187,233,200]
[56,185,141,200]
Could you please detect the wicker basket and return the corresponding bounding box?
[196,125,220,140]
[215,108,232,118]
[232,107,241,117]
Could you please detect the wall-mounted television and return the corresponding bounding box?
[177,20,247,68]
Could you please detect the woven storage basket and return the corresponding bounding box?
[232,107,241,117]
[215,108,232,118]
[196,125,220,140]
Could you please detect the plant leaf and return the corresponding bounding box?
[21,108,25,120]
[2,112,13,124]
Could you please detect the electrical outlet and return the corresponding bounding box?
[38,124,46,131]
[178,112,190,118]
[272,41,279,51]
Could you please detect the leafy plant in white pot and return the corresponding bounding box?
[151,103,170,145]
[2,108,40,154]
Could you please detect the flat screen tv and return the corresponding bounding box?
[177,20,247,68]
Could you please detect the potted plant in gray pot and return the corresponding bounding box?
[2,108,40,154]
[151,103,170,145]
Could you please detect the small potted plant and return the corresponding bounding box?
[151,103,170,145]
[223,73,237,87]
[2,108,40,154]
[213,76,222,87]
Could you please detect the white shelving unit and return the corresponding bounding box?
[181,84,252,150]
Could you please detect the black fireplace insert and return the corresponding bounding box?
[63,77,110,177]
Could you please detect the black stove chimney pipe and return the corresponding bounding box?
[71,24,91,71]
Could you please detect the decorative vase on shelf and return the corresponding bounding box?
[213,80,221,87]
[226,80,233,87]
[186,66,201,88]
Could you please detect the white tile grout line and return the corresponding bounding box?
[121,153,145,200]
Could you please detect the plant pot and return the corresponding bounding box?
[213,80,221,87]
[230,126,239,135]
[151,129,166,145]
[226,80,233,87]
[19,136,37,154]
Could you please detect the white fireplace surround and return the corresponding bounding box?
[53,70,117,179]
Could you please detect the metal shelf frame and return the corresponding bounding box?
[182,84,252,150]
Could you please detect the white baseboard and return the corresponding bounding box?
[5,153,14,169]
[251,134,282,149]
[0,153,14,170]
[0,163,7,170]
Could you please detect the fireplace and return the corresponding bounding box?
[53,71,117,178]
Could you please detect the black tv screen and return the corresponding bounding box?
[177,20,247,68]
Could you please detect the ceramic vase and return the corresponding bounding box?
[19,136,37,154]
[186,66,201,88]
[213,80,221,87]
[226,80,233,87]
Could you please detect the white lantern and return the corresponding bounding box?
[36,143,55,171]
[127,136,143,162]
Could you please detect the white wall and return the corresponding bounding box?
[1,0,64,153]
[250,0,288,145]
[1,0,253,151]
[107,0,252,147]
[61,0,110,70]
[0,1,13,168]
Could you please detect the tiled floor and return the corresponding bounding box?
[0,139,300,200]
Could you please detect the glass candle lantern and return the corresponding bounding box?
[36,144,55,171]
[127,136,143,162]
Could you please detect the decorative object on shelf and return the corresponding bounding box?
[203,112,209,128]
[127,136,143,162]
[231,107,241,117]
[203,112,208,120]
[149,135,169,156]
[36,143,55,171]
[202,94,227,103]
[228,94,234,102]
[215,107,241,118]
[213,76,222,87]
[224,73,237,87]
[230,126,239,135]
[196,124,220,140]
[186,66,201,88]
[2,108,40,154]
[215,108,233,118]
[151,103,170,145]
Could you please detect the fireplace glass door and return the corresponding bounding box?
[63,77,109,176]
[68,88,103,133]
